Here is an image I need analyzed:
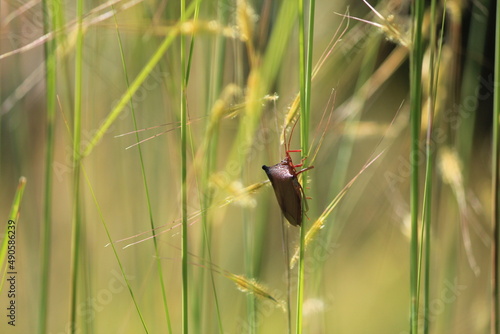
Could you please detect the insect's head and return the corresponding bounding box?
[281,155,292,165]
[280,155,298,173]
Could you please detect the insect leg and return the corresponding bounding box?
[296,166,314,175]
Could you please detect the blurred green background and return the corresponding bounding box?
[0,0,496,333]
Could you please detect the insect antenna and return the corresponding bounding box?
[285,113,301,155]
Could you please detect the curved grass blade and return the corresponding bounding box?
[81,2,198,159]
[290,150,385,268]
[111,6,172,331]
[0,177,27,295]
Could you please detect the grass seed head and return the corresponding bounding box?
[290,217,326,268]
[230,274,285,311]
[177,20,244,40]
[237,0,258,42]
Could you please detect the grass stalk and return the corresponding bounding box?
[421,48,434,334]
[81,3,197,158]
[409,0,425,332]
[0,177,27,292]
[8,177,27,220]
[243,205,256,333]
[223,0,297,173]
[198,140,223,333]
[185,1,221,332]
[192,33,228,334]
[185,1,204,331]
[297,0,314,332]
[82,167,150,332]
[422,2,446,332]
[237,5,259,328]
[39,0,58,331]
[180,1,189,333]
[194,2,229,331]
[492,1,500,331]
[58,90,151,332]
[457,0,492,163]
[68,0,84,330]
[316,32,381,292]
[111,9,172,333]
[421,3,436,333]
[296,0,306,330]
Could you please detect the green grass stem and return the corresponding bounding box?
[0,177,27,293]
[223,0,297,175]
[69,0,84,331]
[180,1,189,333]
[409,0,425,332]
[297,0,315,333]
[457,0,492,163]
[421,2,446,333]
[58,87,150,333]
[82,168,150,332]
[111,9,172,333]
[81,2,197,158]
[492,0,500,331]
[194,2,228,331]
[313,33,380,298]
[38,0,59,331]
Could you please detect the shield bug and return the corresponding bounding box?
[262,121,313,227]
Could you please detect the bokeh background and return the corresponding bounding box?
[0,0,496,333]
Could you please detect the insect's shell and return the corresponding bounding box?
[262,156,304,226]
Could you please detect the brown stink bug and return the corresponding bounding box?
[262,122,313,227]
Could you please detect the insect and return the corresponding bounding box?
[262,121,314,227]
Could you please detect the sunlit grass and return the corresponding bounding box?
[0,0,497,333]
[0,177,27,294]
